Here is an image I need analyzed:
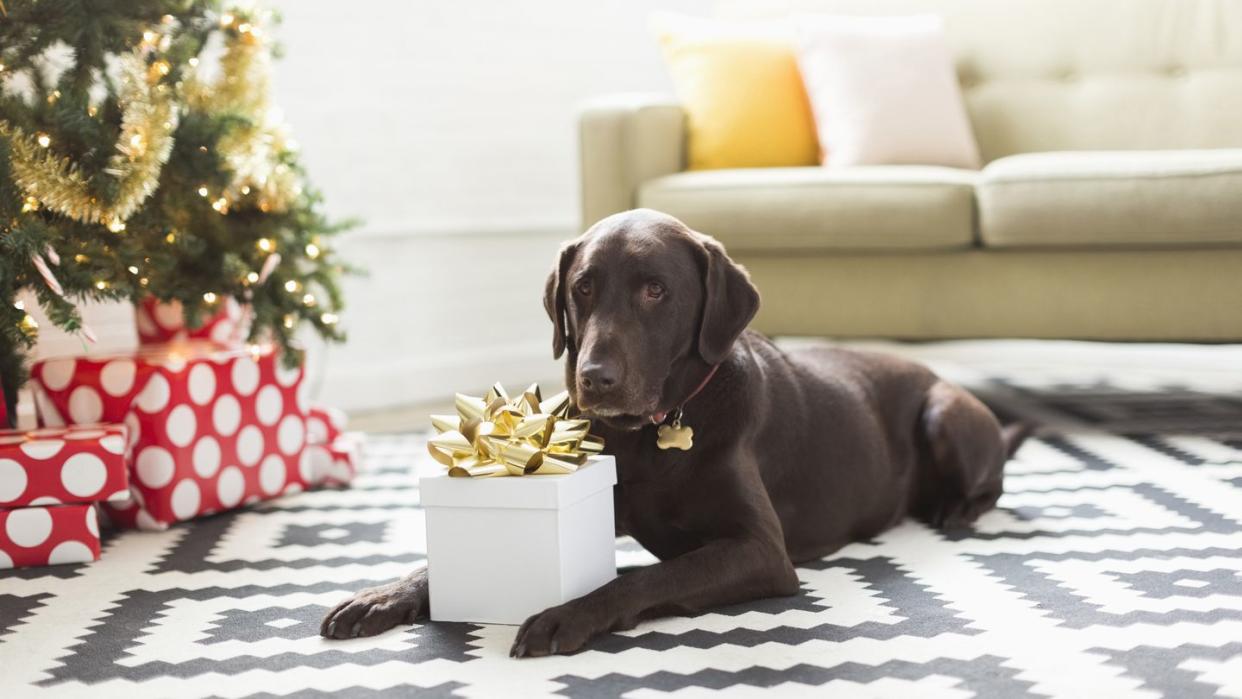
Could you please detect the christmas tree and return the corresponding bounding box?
[0,0,352,424]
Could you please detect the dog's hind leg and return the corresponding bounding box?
[911,381,1011,530]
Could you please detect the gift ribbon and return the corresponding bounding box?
[429,383,604,478]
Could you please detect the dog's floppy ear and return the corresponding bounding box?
[695,233,760,365]
[543,240,580,359]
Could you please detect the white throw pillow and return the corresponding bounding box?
[796,15,981,169]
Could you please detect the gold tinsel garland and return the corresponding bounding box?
[185,10,300,214]
[2,51,178,227]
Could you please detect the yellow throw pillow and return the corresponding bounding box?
[654,15,819,171]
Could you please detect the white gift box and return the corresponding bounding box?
[421,455,618,625]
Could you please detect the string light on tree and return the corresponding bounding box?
[0,1,351,401]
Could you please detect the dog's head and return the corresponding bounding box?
[544,209,759,430]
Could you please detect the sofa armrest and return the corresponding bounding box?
[578,94,686,229]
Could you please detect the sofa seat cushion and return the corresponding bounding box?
[637,166,977,252]
[979,150,1242,248]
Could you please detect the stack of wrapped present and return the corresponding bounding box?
[2,299,361,569]
[0,423,130,569]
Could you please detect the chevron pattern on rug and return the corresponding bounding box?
[2,375,1241,698]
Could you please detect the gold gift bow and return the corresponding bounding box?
[428,383,604,478]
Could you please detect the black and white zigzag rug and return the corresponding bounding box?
[3,368,1242,697]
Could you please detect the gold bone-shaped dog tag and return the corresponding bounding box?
[656,420,694,451]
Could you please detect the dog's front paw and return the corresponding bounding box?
[320,572,428,640]
[510,602,609,658]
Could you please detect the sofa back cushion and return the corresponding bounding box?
[723,0,1242,161]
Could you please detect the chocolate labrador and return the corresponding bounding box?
[321,208,1029,657]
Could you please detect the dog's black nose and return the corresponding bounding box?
[579,362,618,392]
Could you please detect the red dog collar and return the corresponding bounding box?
[650,364,720,426]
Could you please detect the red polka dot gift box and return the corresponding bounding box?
[302,403,362,487]
[30,342,345,531]
[0,424,130,509]
[0,503,101,570]
[134,296,249,347]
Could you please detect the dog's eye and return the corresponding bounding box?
[645,281,665,300]
[574,279,592,296]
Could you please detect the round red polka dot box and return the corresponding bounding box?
[30,342,354,531]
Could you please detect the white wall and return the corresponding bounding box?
[269,0,708,410]
[28,1,709,414]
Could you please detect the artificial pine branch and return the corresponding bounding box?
[0,0,355,398]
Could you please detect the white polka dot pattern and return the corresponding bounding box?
[299,446,331,484]
[216,467,245,508]
[0,459,28,503]
[135,510,161,531]
[136,373,171,413]
[39,358,76,391]
[100,434,126,454]
[277,415,305,456]
[231,357,260,396]
[153,300,184,330]
[212,395,242,436]
[165,405,197,447]
[60,453,107,498]
[47,540,93,565]
[6,508,53,547]
[188,364,216,405]
[170,480,201,520]
[136,447,175,489]
[259,455,286,495]
[210,320,234,345]
[68,386,104,423]
[236,426,264,466]
[275,359,301,387]
[193,437,221,478]
[20,439,64,460]
[124,413,141,449]
[85,506,99,538]
[99,360,136,397]
[307,417,329,444]
[256,385,283,426]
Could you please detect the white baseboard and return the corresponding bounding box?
[317,340,563,412]
[315,223,574,412]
